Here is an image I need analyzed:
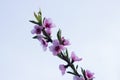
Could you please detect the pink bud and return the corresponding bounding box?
[71,52,82,62]
[59,64,66,75]
[85,70,95,79]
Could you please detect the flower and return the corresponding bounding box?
[49,40,65,56]
[59,64,66,75]
[85,70,94,80]
[43,18,55,28]
[71,52,82,62]
[37,35,48,51]
[61,37,70,46]
[31,25,43,34]
[73,76,85,80]
[43,18,55,35]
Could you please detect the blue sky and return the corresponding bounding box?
[0,0,120,80]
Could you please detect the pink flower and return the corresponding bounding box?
[71,52,82,62]
[31,25,43,34]
[85,70,94,80]
[43,18,55,29]
[43,18,55,35]
[73,76,85,80]
[59,64,66,75]
[61,37,70,46]
[49,40,65,55]
[37,35,48,51]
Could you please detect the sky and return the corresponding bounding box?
[0,0,120,80]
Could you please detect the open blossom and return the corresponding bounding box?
[71,52,82,62]
[43,18,55,35]
[43,18,55,28]
[59,64,66,75]
[85,70,94,80]
[31,25,43,34]
[61,37,70,46]
[37,35,48,51]
[73,76,85,80]
[49,40,65,56]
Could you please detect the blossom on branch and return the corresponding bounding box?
[49,40,65,55]
[59,64,66,75]
[85,70,95,80]
[43,18,55,28]
[31,25,43,34]
[61,37,70,46]
[37,35,48,51]
[71,52,82,62]
[30,10,95,80]
[43,18,55,35]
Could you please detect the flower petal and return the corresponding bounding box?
[59,64,66,75]
[71,52,82,62]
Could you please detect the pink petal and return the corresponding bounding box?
[71,52,82,62]
[31,29,35,34]
[43,18,55,28]
[61,37,70,46]
[73,76,85,80]
[59,64,66,75]
[85,70,95,79]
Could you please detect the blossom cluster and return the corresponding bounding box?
[30,10,94,80]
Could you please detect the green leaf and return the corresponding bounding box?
[29,20,39,25]
[34,12,38,19]
[76,65,78,70]
[57,53,63,60]
[81,67,87,80]
[33,11,42,26]
[81,67,84,74]
[67,71,76,76]
[34,12,39,22]
[38,10,42,16]
[64,49,71,62]
[65,49,69,57]
[32,36,38,39]
[57,29,62,43]
[37,14,42,25]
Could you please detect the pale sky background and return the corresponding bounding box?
[0,0,120,80]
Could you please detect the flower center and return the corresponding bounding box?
[55,46,60,52]
[87,73,92,79]
[36,28,41,34]
[45,23,51,28]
